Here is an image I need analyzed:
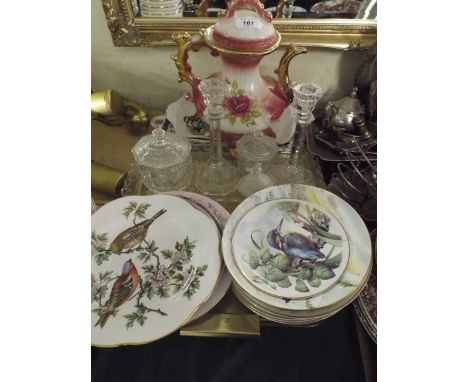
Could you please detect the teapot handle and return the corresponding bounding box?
[275,44,307,102]
[274,0,287,18]
[171,32,206,88]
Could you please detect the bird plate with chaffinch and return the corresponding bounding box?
[91,195,222,347]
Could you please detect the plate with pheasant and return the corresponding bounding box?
[91,195,222,347]
[231,199,350,300]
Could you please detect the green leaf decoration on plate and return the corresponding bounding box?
[135,203,151,219]
[263,265,287,282]
[323,253,343,269]
[92,231,112,265]
[92,231,108,242]
[124,307,148,329]
[94,251,112,266]
[91,271,114,303]
[259,248,273,264]
[156,287,170,298]
[123,201,138,218]
[308,277,321,288]
[247,250,260,269]
[339,280,356,288]
[122,202,152,222]
[277,278,292,288]
[291,267,313,281]
[313,264,335,280]
[295,279,309,293]
[271,253,290,271]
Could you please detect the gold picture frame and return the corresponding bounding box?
[101,0,377,50]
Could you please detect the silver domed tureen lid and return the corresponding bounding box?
[329,87,365,115]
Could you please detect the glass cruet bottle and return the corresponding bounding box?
[267,82,323,185]
[132,116,192,192]
[194,78,239,196]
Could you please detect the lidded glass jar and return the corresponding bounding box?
[236,131,278,174]
[132,117,192,192]
[236,131,278,196]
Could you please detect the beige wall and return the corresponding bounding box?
[91,0,364,113]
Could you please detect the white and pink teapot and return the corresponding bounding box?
[171,0,307,147]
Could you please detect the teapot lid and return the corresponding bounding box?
[209,0,280,53]
[132,117,191,169]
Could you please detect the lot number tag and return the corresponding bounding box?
[235,17,261,29]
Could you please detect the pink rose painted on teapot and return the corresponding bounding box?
[224,93,252,118]
[171,0,307,146]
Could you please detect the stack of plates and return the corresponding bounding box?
[354,229,377,342]
[222,184,372,326]
[354,266,376,342]
[91,192,231,347]
[140,0,183,17]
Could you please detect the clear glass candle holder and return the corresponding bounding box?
[267,82,323,185]
[194,78,239,196]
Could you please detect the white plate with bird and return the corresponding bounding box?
[231,198,350,300]
[91,195,222,347]
[222,184,372,317]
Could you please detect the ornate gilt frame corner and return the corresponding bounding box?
[101,0,377,49]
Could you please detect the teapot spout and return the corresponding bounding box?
[274,44,307,103]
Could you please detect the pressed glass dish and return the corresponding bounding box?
[132,117,192,193]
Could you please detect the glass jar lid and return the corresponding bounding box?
[236,131,278,162]
[132,117,191,169]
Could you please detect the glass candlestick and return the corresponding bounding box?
[194,78,239,196]
[267,82,323,185]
